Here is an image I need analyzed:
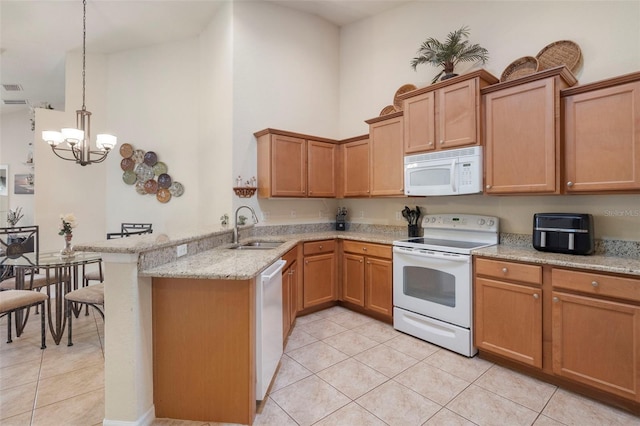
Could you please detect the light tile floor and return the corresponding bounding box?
[2,304,639,425]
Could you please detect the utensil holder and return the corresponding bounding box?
[408,224,419,238]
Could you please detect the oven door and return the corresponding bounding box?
[393,246,472,328]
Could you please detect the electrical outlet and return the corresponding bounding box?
[290,209,297,218]
[319,211,323,218]
[176,244,187,257]
[396,211,401,220]
[359,210,364,218]
[262,211,270,221]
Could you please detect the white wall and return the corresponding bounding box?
[231,1,341,223]
[337,0,640,240]
[339,0,640,137]
[34,53,108,251]
[0,109,35,226]
[197,2,234,229]
[105,39,201,235]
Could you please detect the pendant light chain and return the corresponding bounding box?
[81,0,87,111]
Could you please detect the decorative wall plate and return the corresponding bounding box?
[119,143,134,158]
[158,173,172,189]
[153,161,168,175]
[169,181,184,197]
[156,188,171,203]
[132,149,145,164]
[134,163,154,183]
[143,179,158,194]
[120,157,135,171]
[122,170,136,185]
[143,151,158,166]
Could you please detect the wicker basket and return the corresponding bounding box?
[536,40,582,73]
[500,56,539,82]
[379,105,397,116]
[393,84,417,110]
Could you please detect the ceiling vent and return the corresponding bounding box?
[2,99,28,105]
[2,84,23,92]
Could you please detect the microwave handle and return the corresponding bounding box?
[450,159,458,193]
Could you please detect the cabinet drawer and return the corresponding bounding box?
[343,240,391,259]
[552,269,640,303]
[282,246,298,266]
[303,240,335,255]
[475,258,542,285]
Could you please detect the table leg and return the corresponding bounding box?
[46,266,71,345]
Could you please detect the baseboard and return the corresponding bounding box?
[102,405,155,426]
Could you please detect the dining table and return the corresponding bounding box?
[1,250,102,345]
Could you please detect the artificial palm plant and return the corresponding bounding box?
[410,26,489,84]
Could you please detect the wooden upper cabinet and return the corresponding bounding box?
[307,140,336,197]
[401,70,498,155]
[366,112,404,196]
[403,91,436,153]
[342,136,370,197]
[482,67,577,195]
[255,129,337,198]
[562,73,640,193]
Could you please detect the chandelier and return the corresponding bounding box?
[41,0,116,166]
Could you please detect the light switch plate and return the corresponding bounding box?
[176,244,187,257]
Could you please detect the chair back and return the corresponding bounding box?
[106,223,153,239]
[0,226,39,259]
[0,226,39,280]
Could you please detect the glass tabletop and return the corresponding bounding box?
[0,250,102,268]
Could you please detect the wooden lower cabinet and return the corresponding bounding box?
[282,247,298,340]
[152,277,255,425]
[476,257,640,411]
[552,291,640,401]
[474,259,544,369]
[302,240,336,309]
[474,276,543,368]
[341,240,393,320]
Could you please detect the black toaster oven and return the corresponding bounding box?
[532,213,594,255]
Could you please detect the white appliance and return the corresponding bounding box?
[256,259,286,400]
[404,146,483,196]
[393,214,499,357]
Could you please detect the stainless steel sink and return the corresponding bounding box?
[228,241,285,250]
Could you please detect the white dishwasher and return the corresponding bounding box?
[256,259,286,400]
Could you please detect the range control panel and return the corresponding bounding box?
[421,214,499,233]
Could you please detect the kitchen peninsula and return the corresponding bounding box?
[75,225,401,425]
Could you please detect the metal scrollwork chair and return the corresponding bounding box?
[0,226,47,291]
[65,283,104,346]
[0,290,48,349]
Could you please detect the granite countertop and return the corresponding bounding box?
[473,245,640,277]
[139,231,399,280]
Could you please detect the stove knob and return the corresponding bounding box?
[478,219,486,225]
[430,217,436,223]
[488,219,495,226]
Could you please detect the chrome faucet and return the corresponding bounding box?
[233,205,259,244]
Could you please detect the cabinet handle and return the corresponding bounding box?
[553,296,559,303]
[439,140,444,145]
[591,280,599,287]
[428,141,433,146]
[289,269,295,275]
[486,185,492,189]
[305,261,309,265]
[367,261,371,265]
[567,181,574,187]
[359,259,363,263]
[533,293,539,299]
[362,247,367,251]
[501,267,508,274]
[319,245,323,249]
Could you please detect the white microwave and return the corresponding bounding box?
[404,146,483,196]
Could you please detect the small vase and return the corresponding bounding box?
[440,72,459,81]
[60,234,75,258]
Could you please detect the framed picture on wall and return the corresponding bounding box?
[0,165,7,196]
[14,174,34,195]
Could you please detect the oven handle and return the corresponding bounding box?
[393,246,469,262]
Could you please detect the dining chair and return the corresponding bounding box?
[0,226,49,291]
[0,290,48,349]
[65,283,104,346]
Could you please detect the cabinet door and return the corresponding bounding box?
[369,116,404,196]
[484,78,559,194]
[342,253,365,306]
[282,264,291,340]
[289,259,298,327]
[307,140,336,197]
[403,91,436,154]
[343,139,370,197]
[303,253,336,308]
[475,277,543,368]
[271,134,306,197]
[564,81,640,192]
[552,291,640,401]
[438,78,478,149]
[365,257,393,318]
